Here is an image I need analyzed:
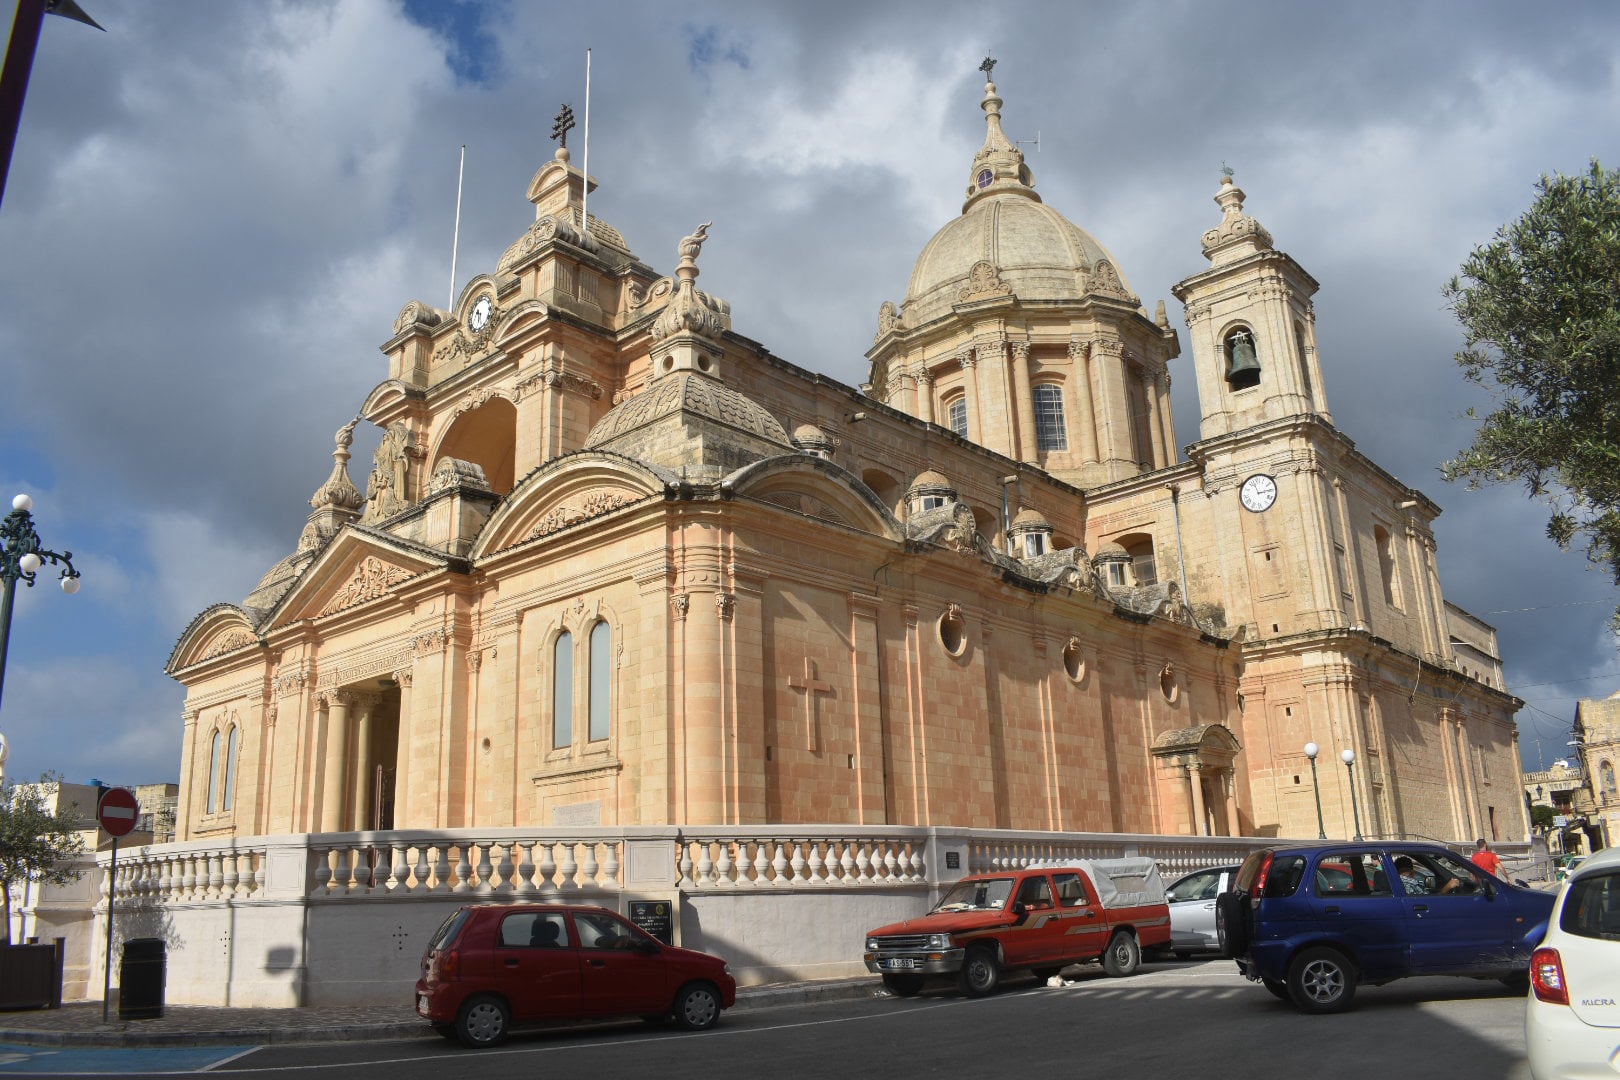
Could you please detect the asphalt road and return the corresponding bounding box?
[0,959,1534,1078]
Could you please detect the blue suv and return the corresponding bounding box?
[1217,842,1553,1013]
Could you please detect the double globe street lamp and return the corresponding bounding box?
[0,494,81,715]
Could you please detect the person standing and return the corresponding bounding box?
[1471,838,1505,879]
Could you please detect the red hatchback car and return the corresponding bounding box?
[416,903,737,1047]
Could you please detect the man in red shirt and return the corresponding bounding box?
[1471,838,1504,879]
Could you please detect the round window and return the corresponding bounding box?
[939,609,967,656]
[1063,639,1085,682]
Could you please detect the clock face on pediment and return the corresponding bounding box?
[468,295,493,332]
[1240,473,1278,513]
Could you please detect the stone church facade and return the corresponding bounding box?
[166,74,1526,845]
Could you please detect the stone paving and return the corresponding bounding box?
[0,978,880,1047]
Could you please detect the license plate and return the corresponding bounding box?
[885,958,918,970]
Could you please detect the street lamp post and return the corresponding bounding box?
[1304,742,1326,839]
[0,494,81,715]
[1341,748,1364,842]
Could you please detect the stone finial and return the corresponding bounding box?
[311,416,365,513]
[1200,171,1275,265]
[676,223,712,282]
[651,223,729,345]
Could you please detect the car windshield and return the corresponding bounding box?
[427,909,472,951]
[933,877,1015,912]
[1562,869,1620,940]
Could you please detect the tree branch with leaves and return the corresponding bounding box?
[0,776,88,944]
[1443,160,1620,625]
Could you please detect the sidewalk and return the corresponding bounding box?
[0,978,883,1048]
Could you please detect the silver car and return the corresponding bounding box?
[1166,864,1240,958]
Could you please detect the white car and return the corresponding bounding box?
[1528,845,1620,1078]
[1166,864,1240,958]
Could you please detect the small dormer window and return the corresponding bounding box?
[1224,327,1261,391]
[1107,562,1128,587]
[1023,533,1046,557]
[920,496,946,512]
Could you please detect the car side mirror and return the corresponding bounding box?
[1010,901,1028,923]
[1480,877,1497,899]
[633,938,661,955]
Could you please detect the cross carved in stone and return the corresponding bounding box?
[787,657,833,752]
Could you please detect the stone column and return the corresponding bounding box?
[392,669,413,829]
[1223,769,1239,837]
[1189,762,1208,836]
[1090,338,1133,478]
[916,369,936,425]
[1157,373,1177,466]
[962,350,985,442]
[177,709,200,841]
[1011,342,1037,462]
[350,693,378,831]
[319,690,353,834]
[1068,340,1100,464]
[1144,371,1168,468]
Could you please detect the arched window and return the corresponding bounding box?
[552,631,574,749]
[222,727,239,812]
[1224,327,1261,391]
[1604,760,1616,795]
[1033,384,1068,451]
[588,621,612,742]
[946,397,968,439]
[206,729,222,814]
[1117,533,1158,586]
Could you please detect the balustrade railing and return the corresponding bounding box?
[309,836,622,896]
[675,832,927,888]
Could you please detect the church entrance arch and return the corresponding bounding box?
[1151,724,1242,836]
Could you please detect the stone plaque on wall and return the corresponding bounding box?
[551,800,601,827]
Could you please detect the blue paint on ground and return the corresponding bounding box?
[0,1043,253,1074]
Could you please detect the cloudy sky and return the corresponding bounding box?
[1,0,1616,789]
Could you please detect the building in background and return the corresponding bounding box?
[165,71,1524,846]
[1523,759,1588,855]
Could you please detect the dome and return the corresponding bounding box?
[584,373,790,449]
[897,77,1135,331]
[1010,508,1051,530]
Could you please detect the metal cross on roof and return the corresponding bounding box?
[551,104,576,148]
[980,56,997,77]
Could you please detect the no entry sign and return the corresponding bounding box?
[96,787,139,837]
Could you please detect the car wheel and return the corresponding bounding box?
[455,994,510,1049]
[1286,946,1357,1014]
[673,982,723,1031]
[882,972,926,997]
[1261,977,1290,1001]
[957,945,1000,997]
[432,1022,458,1041]
[1102,932,1141,978]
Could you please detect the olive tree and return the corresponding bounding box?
[1443,160,1620,622]
[0,776,87,944]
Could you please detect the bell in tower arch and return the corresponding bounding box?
[1224,328,1261,391]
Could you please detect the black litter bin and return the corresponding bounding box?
[119,938,165,1020]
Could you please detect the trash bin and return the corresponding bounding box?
[119,938,165,1020]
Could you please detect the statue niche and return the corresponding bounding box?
[362,422,413,524]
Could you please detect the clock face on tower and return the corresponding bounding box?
[1240,473,1278,513]
[469,295,493,332]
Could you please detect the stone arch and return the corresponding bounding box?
[474,451,669,558]
[1152,723,1243,836]
[726,457,901,540]
[434,396,517,495]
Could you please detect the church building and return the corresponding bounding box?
[166,70,1525,845]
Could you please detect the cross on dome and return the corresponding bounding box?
[964,60,1038,210]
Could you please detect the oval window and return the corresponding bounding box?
[1159,664,1179,703]
[939,609,967,656]
[1063,639,1085,682]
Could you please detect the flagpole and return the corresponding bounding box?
[581,48,591,236]
[448,144,465,309]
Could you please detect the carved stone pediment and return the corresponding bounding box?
[320,556,415,615]
[528,488,641,541]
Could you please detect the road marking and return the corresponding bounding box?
[0,1043,253,1076]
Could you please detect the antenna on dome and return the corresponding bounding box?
[448,144,465,310]
[1016,131,1040,153]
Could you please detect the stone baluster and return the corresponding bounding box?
[475,842,494,892]
[432,844,452,893]
[677,841,695,888]
[581,843,600,889]
[806,842,826,884]
[494,843,514,893]
[599,842,620,888]
[557,843,580,890]
[537,842,558,891]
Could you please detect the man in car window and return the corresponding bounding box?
[1395,856,1430,895]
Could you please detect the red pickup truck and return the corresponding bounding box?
[863,858,1171,997]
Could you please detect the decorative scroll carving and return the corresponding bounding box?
[715,593,736,620]
[318,688,356,710]
[274,669,308,697]
[670,593,690,620]
[393,300,442,336]
[876,300,903,338]
[958,260,1012,302]
[1068,340,1090,362]
[323,556,413,614]
[528,490,636,540]
[412,628,448,656]
[392,668,413,688]
[467,650,484,674]
[1084,260,1131,299]
[203,630,257,659]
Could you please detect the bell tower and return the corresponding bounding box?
[1173,172,1331,441]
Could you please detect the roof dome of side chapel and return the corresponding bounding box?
[899,72,1136,331]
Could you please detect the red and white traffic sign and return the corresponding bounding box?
[96,787,139,838]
